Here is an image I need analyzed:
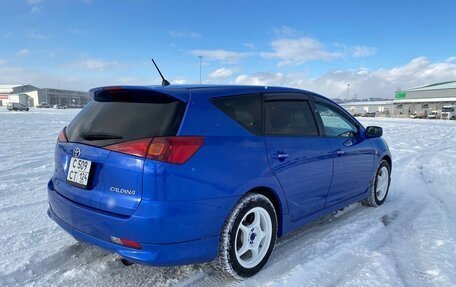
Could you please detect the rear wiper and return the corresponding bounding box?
[80,132,123,141]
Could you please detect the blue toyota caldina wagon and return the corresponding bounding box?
[48,85,391,278]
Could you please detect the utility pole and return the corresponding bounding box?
[198,56,203,84]
[346,83,351,101]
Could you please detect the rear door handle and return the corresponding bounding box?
[272,152,289,160]
[336,150,345,156]
[277,153,289,159]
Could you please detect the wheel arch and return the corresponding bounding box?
[247,186,284,237]
[382,154,392,172]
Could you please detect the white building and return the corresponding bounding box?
[0,85,39,107]
[392,81,456,117]
[341,100,393,117]
[341,81,456,118]
[0,84,89,108]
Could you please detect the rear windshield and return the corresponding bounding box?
[66,90,186,147]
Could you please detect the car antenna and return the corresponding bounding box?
[151,59,170,86]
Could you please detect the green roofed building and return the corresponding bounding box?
[392,81,456,117]
[341,81,456,118]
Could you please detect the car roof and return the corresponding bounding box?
[89,84,320,103]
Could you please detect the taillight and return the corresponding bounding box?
[105,138,152,157]
[147,136,204,164]
[104,136,204,164]
[58,128,68,142]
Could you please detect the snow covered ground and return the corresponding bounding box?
[0,107,455,287]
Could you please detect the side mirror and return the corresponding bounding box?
[365,126,383,138]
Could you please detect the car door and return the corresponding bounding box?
[263,93,333,221]
[313,99,374,206]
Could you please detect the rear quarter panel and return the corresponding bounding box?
[158,90,287,202]
[145,89,290,235]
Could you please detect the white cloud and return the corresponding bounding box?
[262,37,342,66]
[262,34,377,66]
[235,72,284,86]
[1,57,454,100]
[233,57,456,99]
[244,42,256,50]
[16,49,30,56]
[272,26,299,37]
[208,67,238,79]
[171,79,188,84]
[28,6,41,15]
[190,49,251,64]
[0,64,158,91]
[168,29,201,39]
[26,29,50,39]
[351,46,377,57]
[72,57,121,72]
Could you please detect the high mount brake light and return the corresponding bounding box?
[103,86,124,92]
[58,128,68,142]
[104,136,204,164]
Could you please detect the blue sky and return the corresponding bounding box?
[1,0,456,99]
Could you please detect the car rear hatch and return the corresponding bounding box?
[53,87,187,216]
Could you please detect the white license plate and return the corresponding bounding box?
[67,157,92,188]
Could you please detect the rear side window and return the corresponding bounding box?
[211,94,262,135]
[264,100,318,136]
[66,90,186,147]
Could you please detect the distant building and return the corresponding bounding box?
[392,81,456,117]
[341,100,394,117]
[0,84,89,107]
[341,81,456,118]
[38,88,90,107]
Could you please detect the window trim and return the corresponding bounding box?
[262,93,321,137]
[313,97,361,138]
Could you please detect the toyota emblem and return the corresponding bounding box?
[73,148,81,158]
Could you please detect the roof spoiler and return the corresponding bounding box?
[89,86,189,102]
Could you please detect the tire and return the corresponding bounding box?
[216,193,277,279]
[362,160,391,207]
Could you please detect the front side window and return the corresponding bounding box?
[264,100,318,136]
[315,102,358,137]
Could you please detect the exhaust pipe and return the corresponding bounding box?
[120,258,135,266]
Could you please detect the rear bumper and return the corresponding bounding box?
[48,181,240,266]
[48,206,218,266]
